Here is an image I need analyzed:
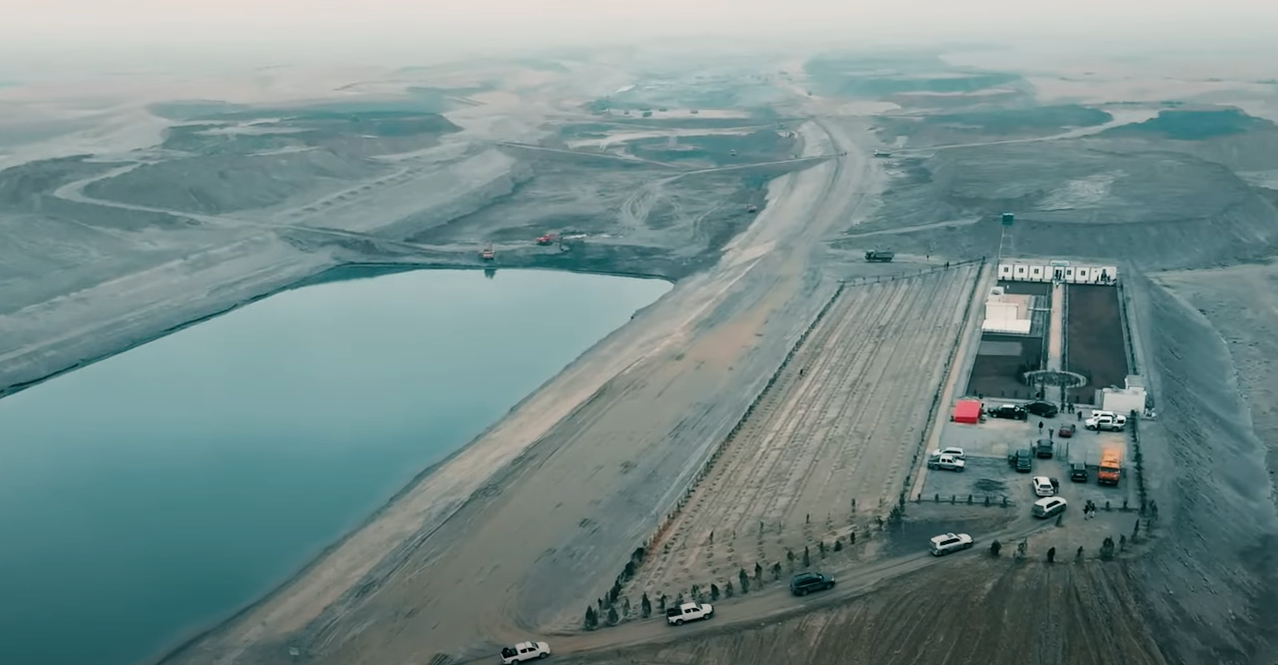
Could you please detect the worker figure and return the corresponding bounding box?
[1038,421,1044,432]
[1077,410,1083,421]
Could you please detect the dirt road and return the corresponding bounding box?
[627,266,980,599]
[551,556,1167,665]
[156,116,888,665]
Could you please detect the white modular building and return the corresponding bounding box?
[982,287,1033,335]
[1099,375,1147,415]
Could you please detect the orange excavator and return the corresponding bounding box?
[535,233,558,246]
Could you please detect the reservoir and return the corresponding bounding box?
[0,268,670,665]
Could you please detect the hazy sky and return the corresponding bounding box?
[5,0,1278,71]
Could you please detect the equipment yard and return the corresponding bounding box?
[628,265,980,600]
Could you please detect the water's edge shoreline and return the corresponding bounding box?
[26,260,673,665]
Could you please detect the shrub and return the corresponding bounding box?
[709,584,720,601]
[607,606,619,625]
[641,593,651,618]
[584,606,598,630]
[739,568,750,593]
[990,540,1002,557]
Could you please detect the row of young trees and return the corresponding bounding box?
[585,537,862,630]
[986,519,1147,563]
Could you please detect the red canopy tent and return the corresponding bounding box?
[951,399,981,424]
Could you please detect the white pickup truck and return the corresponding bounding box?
[1085,414,1127,431]
[499,641,550,664]
[666,601,713,625]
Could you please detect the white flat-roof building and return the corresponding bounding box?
[982,287,1033,335]
[1099,375,1147,415]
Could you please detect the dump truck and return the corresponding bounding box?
[1097,448,1122,486]
[864,250,895,262]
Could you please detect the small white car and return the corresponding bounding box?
[1033,496,1068,518]
[1031,476,1056,497]
[929,532,974,556]
[500,641,551,664]
[929,447,966,460]
[928,454,966,472]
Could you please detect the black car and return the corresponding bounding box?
[1013,448,1033,472]
[1025,401,1059,418]
[1035,438,1054,459]
[989,404,1028,420]
[1070,462,1089,482]
[790,572,835,596]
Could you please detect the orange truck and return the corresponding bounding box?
[1097,448,1122,486]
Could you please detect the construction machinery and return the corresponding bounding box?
[480,243,495,261]
[1097,448,1122,486]
[746,204,758,213]
[864,250,895,262]
[873,150,892,157]
[535,233,558,246]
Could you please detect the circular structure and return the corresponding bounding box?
[1022,369,1087,388]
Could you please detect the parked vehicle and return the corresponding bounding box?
[1025,401,1059,418]
[929,532,974,556]
[790,572,836,596]
[1032,496,1068,518]
[1070,462,1089,482]
[1009,448,1033,472]
[500,641,551,664]
[1032,476,1056,497]
[1058,423,1076,438]
[989,404,1028,420]
[667,602,713,625]
[864,250,895,262]
[1035,438,1054,459]
[1098,449,1122,486]
[1086,414,1127,431]
[929,447,966,460]
[928,454,966,472]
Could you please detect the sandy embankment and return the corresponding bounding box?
[154,117,868,664]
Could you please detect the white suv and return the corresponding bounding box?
[929,447,966,460]
[1031,476,1056,497]
[929,532,974,556]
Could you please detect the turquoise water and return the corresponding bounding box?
[0,269,670,665]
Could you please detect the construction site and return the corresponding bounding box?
[1,42,1276,665]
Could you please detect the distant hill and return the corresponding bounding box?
[1103,109,1276,140]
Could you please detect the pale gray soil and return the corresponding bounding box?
[1,46,1275,665]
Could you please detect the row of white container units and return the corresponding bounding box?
[998,261,1119,284]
